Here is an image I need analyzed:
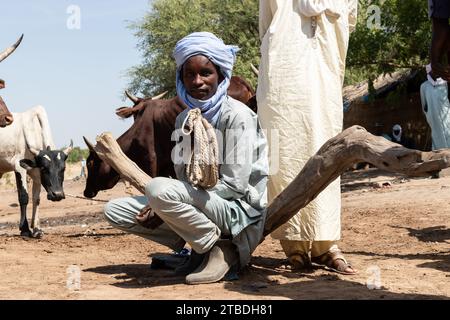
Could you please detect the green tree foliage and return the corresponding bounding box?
[127,0,259,97]
[127,0,433,94]
[66,147,89,164]
[346,0,431,84]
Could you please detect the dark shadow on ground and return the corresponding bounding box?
[84,262,184,288]
[66,232,127,238]
[390,225,450,243]
[84,254,449,299]
[349,250,449,273]
[340,168,418,193]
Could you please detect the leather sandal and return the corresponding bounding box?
[311,249,357,275]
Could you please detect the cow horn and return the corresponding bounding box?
[63,139,74,156]
[250,63,259,77]
[125,90,139,104]
[0,34,24,63]
[29,147,40,157]
[83,136,96,152]
[151,91,168,100]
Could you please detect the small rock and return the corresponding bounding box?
[83,229,96,236]
[374,181,391,189]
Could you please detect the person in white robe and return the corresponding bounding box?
[257,0,357,274]
[421,64,450,150]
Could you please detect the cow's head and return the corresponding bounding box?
[19,141,73,201]
[82,136,120,198]
[0,34,24,127]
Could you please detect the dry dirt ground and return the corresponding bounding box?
[0,164,448,300]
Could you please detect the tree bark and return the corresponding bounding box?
[92,126,450,237]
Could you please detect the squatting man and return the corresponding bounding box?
[104,32,269,285]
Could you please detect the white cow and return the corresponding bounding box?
[0,106,72,238]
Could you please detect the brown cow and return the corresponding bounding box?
[83,97,184,198]
[227,76,255,108]
[0,34,23,127]
[83,76,256,198]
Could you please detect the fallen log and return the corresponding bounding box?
[92,125,450,238]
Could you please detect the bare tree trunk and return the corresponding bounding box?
[263,126,450,235]
[93,126,450,237]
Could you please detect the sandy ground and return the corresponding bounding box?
[0,164,448,300]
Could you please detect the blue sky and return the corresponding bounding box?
[0,0,153,148]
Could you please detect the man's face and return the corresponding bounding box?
[182,55,223,100]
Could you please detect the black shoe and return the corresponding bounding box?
[174,250,206,276]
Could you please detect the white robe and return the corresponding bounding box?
[420,79,450,150]
[257,0,357,241]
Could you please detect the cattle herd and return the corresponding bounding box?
[0,34,257,238]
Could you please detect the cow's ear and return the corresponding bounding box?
[83,136,96,152]
[20,159,37,171]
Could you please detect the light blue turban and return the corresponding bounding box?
[173,32,239,125]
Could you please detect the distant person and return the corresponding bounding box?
[391,124,403,144]
[420,64,450,150]
[80,158,86,178]
[390,124,416,149]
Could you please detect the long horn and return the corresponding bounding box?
[250,63,259,77]
[83,136,96,152]
[151,91,168,100]
[63,139,74,156]
[125,90,139,104]
[29,147,40,157]
[0,34,24,63]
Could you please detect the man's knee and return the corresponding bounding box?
[145,177,180,209]
[104,199,122,226]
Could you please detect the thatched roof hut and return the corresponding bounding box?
[343,70,431,151]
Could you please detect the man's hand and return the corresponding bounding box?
[135,204,164,229]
